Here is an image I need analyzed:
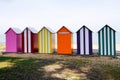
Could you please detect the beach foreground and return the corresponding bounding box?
[0,53,120,80]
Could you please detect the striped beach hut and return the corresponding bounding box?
[21,27,38,53]
[57,26,73,54]
[38,27,55,53]
[98,25,116,56]
[76,26,92,55]
[5,28,22,52]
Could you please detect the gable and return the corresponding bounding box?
[57,26,72,33]
[76,26,92,33]
[29,27,38,33]
[98,25,116,33]
[38,27,52,33]
[5,28,16,34]
[22,27,32,33]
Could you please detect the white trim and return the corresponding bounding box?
[45,30,47,53]
[28,30,31,53]
[52,34,55,53]
[58,32,70,34]
[80,28,84,55]
[24,30,27,53]
[42,29,44,53]
[100,31,103,55]
[85,28,89,55]
[104,27,106,55]
[111,31,114,56]
[48,31,50,53]
[108,27,110,55]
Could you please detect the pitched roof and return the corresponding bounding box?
[38,26,54,33]
[98,25,116,32]
[57,26,72,33]
[22,27,38,33]
[5,27,21,34]
[76,25,92,33]
[47,27,55,33]
[29,27,38,33]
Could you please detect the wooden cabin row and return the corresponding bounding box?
[5,25,116,56]
[5,27,55,53]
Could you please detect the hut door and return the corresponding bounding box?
[58,33,71,54]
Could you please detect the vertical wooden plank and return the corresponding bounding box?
[102,28,104,55]
[24,29,27,53]
[111,31,114,56]
[89,31,92,55]
[106,26,108,55]
[104,27,106,55]
[83,27,86,55]
[85,28,89,55]
[98,32,101,55]
[38,32,40,53]
[110,29,112,56]
[80,28,84,55]
[44,28,47,53]
[42,29,44,53]
[47,31,50,53]
[28,29,31,53]
[107,27,110,55]
[77,31,80,54]
[113,31,116,56]
[50,33,52,53]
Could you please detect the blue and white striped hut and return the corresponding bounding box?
[98,25,116,56]
[76,25,92,55]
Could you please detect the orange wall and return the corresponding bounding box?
[57,33,72,54]
[57,27,72,54]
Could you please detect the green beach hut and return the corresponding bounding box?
[98,25,116,56]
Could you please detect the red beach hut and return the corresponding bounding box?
[21,27,38,53]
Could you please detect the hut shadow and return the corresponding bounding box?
[1,56,118,80]
[0,57,62,80]
[0,57,90,80]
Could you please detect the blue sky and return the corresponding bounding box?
[0,0,120,43]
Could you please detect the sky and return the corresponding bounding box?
[0,0,120,44]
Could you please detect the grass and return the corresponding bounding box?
[0,56,120,80]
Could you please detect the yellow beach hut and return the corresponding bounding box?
[38,27,55,53]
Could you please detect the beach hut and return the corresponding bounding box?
[21,27,38,53]
[38,27,55,53]
[76,26,92,55]
[57,26,73,54]
[98,25,116,56]
[5,28,22,52]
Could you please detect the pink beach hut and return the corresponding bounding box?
[5,28,22,52]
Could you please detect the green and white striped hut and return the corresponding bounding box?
[98,25,116,56]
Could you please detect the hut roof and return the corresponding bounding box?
[57,26,72,33]
[98,25,116,32]
[38,26,54,33]
[76,25,92,33]
[22,27,37,33]
[29,27,38,33]
[5,27,21,34]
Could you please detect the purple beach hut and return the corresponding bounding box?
[76,26,92,55]
[5,28,22,52]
